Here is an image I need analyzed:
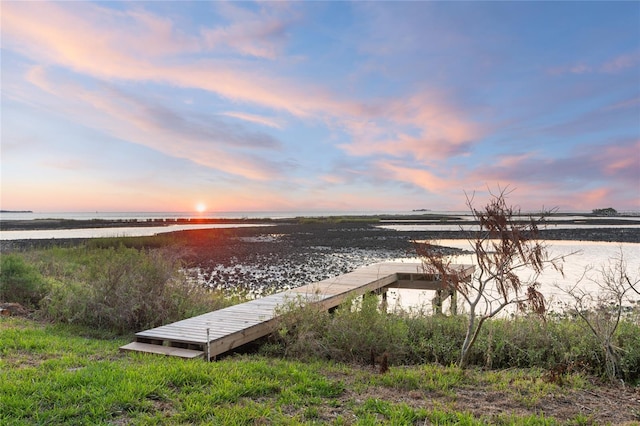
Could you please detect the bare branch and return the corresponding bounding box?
[419,186,571,368]
[557,247,639,382]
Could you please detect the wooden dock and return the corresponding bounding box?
[120,262,474,360]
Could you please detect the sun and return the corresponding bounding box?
[195,203,207,213]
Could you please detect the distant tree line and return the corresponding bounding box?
[592,207,618,216]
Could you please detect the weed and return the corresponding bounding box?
[29,245,234,333]
[0,253,47,307]
[272,298,640,383]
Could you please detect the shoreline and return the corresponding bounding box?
[2,212,639,231]
[3,222,638,298]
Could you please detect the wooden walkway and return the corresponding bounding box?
[120,262,473,360]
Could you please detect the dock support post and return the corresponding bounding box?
[432,290,443,315]
[450,290,457,315]
[381,290,388,313]
[206,328,210,362]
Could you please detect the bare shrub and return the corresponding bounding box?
[419,187,572,367]
[560,248,640,382]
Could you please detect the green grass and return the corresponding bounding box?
[7,241,639,382]
[11,245,237,334]
[294,216,381,224]
[3,318,630,425]
[270,294,640,384]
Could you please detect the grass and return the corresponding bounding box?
[269,294,640,384]
[12,244,237,334]
[3,317,635,425]
[294,216,381,224]
[2,239,638,424]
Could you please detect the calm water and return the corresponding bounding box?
[378,223,640,232]
[0,210,420,221]
[2,211,638,314]
[8,209,638,222]
[0,223,273,240]
[0,210,415,240]
[0,210,409,240]
[3,210,638,240]
[387,240,640,313]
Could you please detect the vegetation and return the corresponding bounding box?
[592,208,618,216]
[3,317,638,425]
[419,188,572,367]
[560,249,640,381]
[87,234,180,250]
[1,245,234,333]
[1,234,638,383]
[1,221,638,423]
[294,216,381,224]
[270,292,640,384]
[0,254,47,308]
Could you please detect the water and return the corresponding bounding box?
[6,210,638,222]
[0,210,422,221]
[386,240,640,314]
[3,210,638,241]
[2,211,638,314]
[0,210,412,241]
[0,223,274,241]
[378,223,640,232]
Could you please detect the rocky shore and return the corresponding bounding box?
[2,219,639,298]
[166,223,433,297]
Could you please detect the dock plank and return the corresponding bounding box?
[120,342,204,358]
[121,262,473,359]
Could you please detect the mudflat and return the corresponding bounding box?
[3,218,638,297]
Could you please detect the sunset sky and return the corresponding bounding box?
[1,1,639,213]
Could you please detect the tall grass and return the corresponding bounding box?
[9,244,234,333]
[295,216,381,224]
[0,254,47,308]
[3,240,639,383]
[270,294,640,383]
[87,234,179,250]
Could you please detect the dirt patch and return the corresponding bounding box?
[324,367,640,424]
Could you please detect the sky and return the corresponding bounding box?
[1,1,639,214]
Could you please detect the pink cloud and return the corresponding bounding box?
[601,139,640,176]
[603,96,640,111]
[375,161,454,192]
[221,112,283,129]
[3,0,480,161]
[2,2,315,116]
[320,174,348,185]
[201,16,289,59]
[583,188,612,206]
[339,91,480,162]
[494,153,535,168]
[25,66,285,181]
[459,138,640,211]
[475,138,639,187]
[204,0,296,59]
[562,188,613,211]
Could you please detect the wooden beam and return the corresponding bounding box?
[120,262,475,359]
